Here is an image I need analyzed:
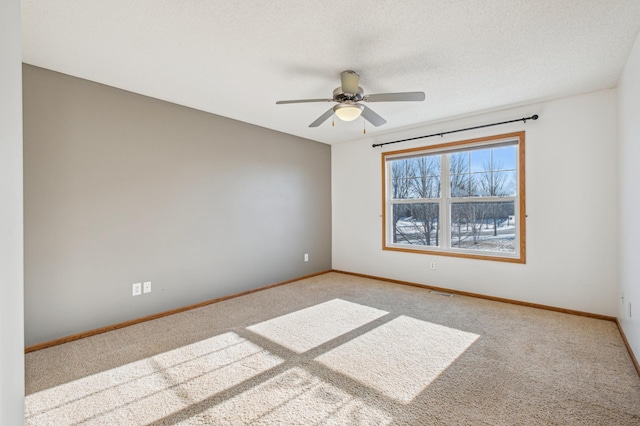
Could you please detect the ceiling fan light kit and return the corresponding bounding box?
[333,103,363,121]
[276,70,425,128]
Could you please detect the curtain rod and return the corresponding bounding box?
[371,114,539,148]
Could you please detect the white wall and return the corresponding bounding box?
[0,0,25,423]
[333,89,619,316]
[618,32,640,360]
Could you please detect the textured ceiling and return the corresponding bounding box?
[21,1,640,145]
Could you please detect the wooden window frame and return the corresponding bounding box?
[381,131,526,263]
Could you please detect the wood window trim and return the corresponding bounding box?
[381,131,526,264]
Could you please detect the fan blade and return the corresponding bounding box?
[340,70,360,94]
[364,92,425,102]
[276,98,333,104]
[309,108,335,127]
[361,106,387,127]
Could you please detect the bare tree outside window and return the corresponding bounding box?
[409,157,440,246]
[449,148,517,251]
[391,156,440,246]
[391,159,413,244]
[478,159,509,236]
[449,152,484,245]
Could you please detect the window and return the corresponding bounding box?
[382,132,525,263]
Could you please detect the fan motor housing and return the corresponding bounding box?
[333,86,365,102]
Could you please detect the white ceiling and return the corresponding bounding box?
[21,1,640,145]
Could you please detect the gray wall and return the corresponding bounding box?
[23,64,331,346]
[1,0,25,423]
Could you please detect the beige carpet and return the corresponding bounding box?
[25,272,640,425]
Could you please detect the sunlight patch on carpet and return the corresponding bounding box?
[25,332,283,425]
[193,367,392,425]
[316,315,479,403]
[247,298,388,353]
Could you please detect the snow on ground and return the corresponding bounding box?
[394,218,515,253]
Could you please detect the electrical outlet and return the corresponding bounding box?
[429,261,436,270]
[143,281,152,294]
[132,282,142,296]
[304,253,309,262]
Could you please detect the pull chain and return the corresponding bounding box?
[363,117,366,134]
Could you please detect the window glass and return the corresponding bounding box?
[450,201,515,253]
[391,156,440,200]
[392,203,440,247]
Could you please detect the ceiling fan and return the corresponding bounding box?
[276,70,425,128]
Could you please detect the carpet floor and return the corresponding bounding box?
[25,272,640,425]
